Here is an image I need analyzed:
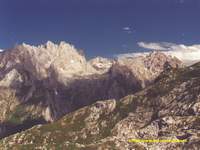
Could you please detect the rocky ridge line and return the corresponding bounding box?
[0,41,183,139]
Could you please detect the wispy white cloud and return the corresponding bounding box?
[122,26,133,34]
[123,27,131,31]
[138,42,177,50]
[116,42,200,65]
[0,49,4,52]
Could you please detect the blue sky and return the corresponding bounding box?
[0,0,200,58]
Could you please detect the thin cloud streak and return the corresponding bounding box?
[122,26,133,34]
[123,27,131,31]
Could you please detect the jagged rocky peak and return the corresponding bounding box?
[117,51,183,87]
[144,51,183,70]
[0,41,88,81]
[0,44,183,86]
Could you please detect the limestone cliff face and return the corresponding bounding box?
[0,41,182,139]
[0,41,88,82]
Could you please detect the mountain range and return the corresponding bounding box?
[0,41,199,149]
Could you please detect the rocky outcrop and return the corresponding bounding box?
[117,51,183,87]
[88,57,114,74]
[0,41,182,139]
[1,62,200,149]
